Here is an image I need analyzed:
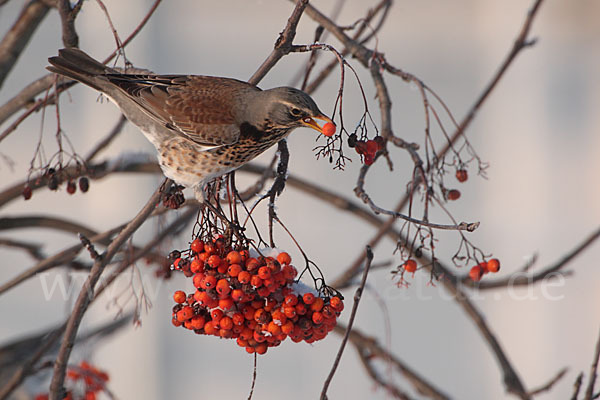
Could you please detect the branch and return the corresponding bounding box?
[0,0,162,137]
[248,0,309,85]
[321,246,373,399]
[0,0,50,89]
[585,326,600,400]
[48,182,165,399]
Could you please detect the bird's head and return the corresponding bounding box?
[256,87,334,134]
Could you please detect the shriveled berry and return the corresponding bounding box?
[78,177,89,192]
[456,169,468,182]
[47,176,59,191]
[22,185,33,200]
[348,133,357,148]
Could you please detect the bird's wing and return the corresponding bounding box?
[105,74,258,146]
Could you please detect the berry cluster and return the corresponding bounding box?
[468,258,501,281]
[170,238,344,355]
[348,134,385,165]
[35,361,109,400]
[23,167,90,201]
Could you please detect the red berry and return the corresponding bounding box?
[365,139,378,155]
[487,258,501,273]
[173,290,186,304]
[322,122,336,137]
[302,293,315,305]
[403,259,417,273]
[203,275,217,289]
[447,189,461,201]
[277,252,292,265]
[66,181,77,194]
[215,279,231,296]
[456,169,468,182]
[226,251,242,265]
[363,154,374,165]
[469,265,484,282]
[190,239,203,253]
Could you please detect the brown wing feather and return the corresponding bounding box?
[106,74,259,146]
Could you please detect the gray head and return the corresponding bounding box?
[248,87,333,134]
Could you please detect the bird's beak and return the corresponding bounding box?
[301,114,334,134]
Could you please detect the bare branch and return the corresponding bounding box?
[48,182,165,399]
[0,0,50,89]
[248,0,309,85]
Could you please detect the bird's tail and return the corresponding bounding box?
[47,48,114,91]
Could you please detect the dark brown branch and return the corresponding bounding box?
[0,0,50,89]
[57,0,80,48]
[585,326,600,400]
[248,0,309,85]
[0,209,191,400]
[48,182,165,399]
[321,246,373,399]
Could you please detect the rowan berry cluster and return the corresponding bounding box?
[347,134,385,165]
[468,258,501,281]
[35,361,109,400]
[170,237,344,354]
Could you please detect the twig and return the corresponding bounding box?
[48,182,165,399]
[585,326,600,400]
[572,373,584,400]
[321,246,373,399]
[248,0,309,85]
[247,353,257,400]
[527,368,567,396]
[0,0,162,139]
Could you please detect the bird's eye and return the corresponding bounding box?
[290,108,302,117]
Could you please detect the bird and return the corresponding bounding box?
[47,48,334,201]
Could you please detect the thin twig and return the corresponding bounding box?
[321,246,373,399]
[528,368,568,396]
[585,326,600,400]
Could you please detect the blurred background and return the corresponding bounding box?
[1,0,599,399]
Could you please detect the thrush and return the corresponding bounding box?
[47,48,334,200]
